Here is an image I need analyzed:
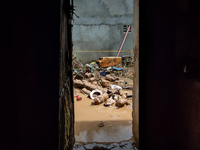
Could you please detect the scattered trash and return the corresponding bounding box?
[90,89,102,100]
[74,89,79,97]
[100,70,106,76]
[86,64,92,69]
[81,88,91,96]
[84,73,92,78]
[74,74,84,80]
[126,94,132,98]
[83,80,98,91]
[100,79,110,87]
[107,67,112,71]
[105,70,111,75]
[113,94,119,101]
[114,80,125,87]
[110,84,122,90]
[90,62,96,65]
[110,89,121,94]
[112,67,123,71]
[116,96,127,107]
[105,75,115,82]
[122,55,133,67]
[114,76,120,80]
[74,79,85,88]
[93,93,109,105]
[104,97,115,106]
[123,86,133,90]
[118,89,127,99]
[73,58,133,108]
[77,96,82,101]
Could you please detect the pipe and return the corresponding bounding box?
[117,25,131,57]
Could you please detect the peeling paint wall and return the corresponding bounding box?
[72,0,134,63]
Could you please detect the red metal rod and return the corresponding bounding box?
[117,25,131,57]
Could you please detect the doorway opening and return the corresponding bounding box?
[59,0,139,150]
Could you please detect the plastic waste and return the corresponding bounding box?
[84,73,92,78]
[86,64,92,69]
[107,67,112,71]
[90,89,102,100]
[110,84,122,90]
[112,67,123,71]
[77,96,82,101]
[91,62,96,65]
[100,70,106,76]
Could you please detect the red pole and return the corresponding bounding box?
[117,25,131,57]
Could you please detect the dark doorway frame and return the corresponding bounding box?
[59,0,139,149]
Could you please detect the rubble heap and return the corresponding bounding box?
[73,56,133,108]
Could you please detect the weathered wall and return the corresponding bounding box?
[72,0,134,62]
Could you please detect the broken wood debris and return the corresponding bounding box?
[73,57,133,108]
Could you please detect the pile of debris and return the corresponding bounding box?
[73,56,133,108]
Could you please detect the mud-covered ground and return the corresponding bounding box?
[73,65,136,149]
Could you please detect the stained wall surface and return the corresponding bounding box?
[72,0,134,62]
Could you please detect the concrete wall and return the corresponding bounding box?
[72,0,134,63]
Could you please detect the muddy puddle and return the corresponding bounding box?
[74,91,136,149]
[74,91,133,122]
[73,60,135,149]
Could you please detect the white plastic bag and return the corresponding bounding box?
[110,84,122,90]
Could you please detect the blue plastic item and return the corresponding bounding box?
[100,70,106,76]
[112,67,123,71]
